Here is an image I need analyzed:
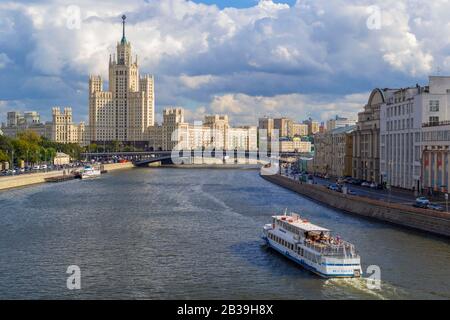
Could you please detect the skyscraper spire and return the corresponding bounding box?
[121,15,127,44]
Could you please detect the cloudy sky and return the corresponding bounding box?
[0,0,447,125]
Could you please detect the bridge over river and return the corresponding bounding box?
[81,150,307,167]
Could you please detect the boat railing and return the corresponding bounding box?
[303,239,357,258]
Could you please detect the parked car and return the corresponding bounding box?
[369,182,377,188]
[32,165,40,170]
[361,182,370,187]
[416,197,430,205]
[347,189,358,195]
[41,164,47,170]
[427,203,444,211]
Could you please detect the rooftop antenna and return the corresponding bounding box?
[436,65,442,76]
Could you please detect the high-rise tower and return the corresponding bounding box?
[89,15,155,145]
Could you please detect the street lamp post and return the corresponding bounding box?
[445,193,449,213]
[10,149,14,175]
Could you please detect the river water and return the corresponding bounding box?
[0,168,449,299]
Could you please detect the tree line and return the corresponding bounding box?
[0,131,83,165]
[0,130,145,165]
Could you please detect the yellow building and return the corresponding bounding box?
[279,140,312,153]
[292,123,308,137]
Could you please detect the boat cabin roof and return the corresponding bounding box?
[273,214,330,232]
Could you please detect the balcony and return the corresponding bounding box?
[422,120,450,128]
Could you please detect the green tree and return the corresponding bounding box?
[17,130,42,145]
[0,149,8,162]
[88,143,98,153]
[111,140,120,152]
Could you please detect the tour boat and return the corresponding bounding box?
[262,212,362,278]
[80,165,101,179]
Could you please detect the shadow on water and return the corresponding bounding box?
[229,240,319,280]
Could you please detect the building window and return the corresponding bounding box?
[429,100,439,112]
[429,116,439,124]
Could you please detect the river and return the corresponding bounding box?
[0,168,449,299]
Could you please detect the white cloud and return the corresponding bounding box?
[179,74,217,89]
[1,0,450,124]
[208,92,368,126]
[0,53,12,69]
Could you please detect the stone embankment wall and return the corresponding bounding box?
[261,173,450,237]
[0,170,71,191]
[102,162,134,171]
[0,162,134,191]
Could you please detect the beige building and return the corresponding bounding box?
[292,123,308,137]
[279,139,312,153]
[326,115,356,131]
[53,152,71,165]
[313,126,355,177]
[1,109,86,145]
[353,88,396,183]
[273,118,293,138]
[259,117,308,139]
[149,108,257,151]
[89,16,154,146]
[258,117,275,142]
[50,107,86,145]
[303,118,320,135]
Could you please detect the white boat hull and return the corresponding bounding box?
[81,170,101,179]
[263,231,362,278]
